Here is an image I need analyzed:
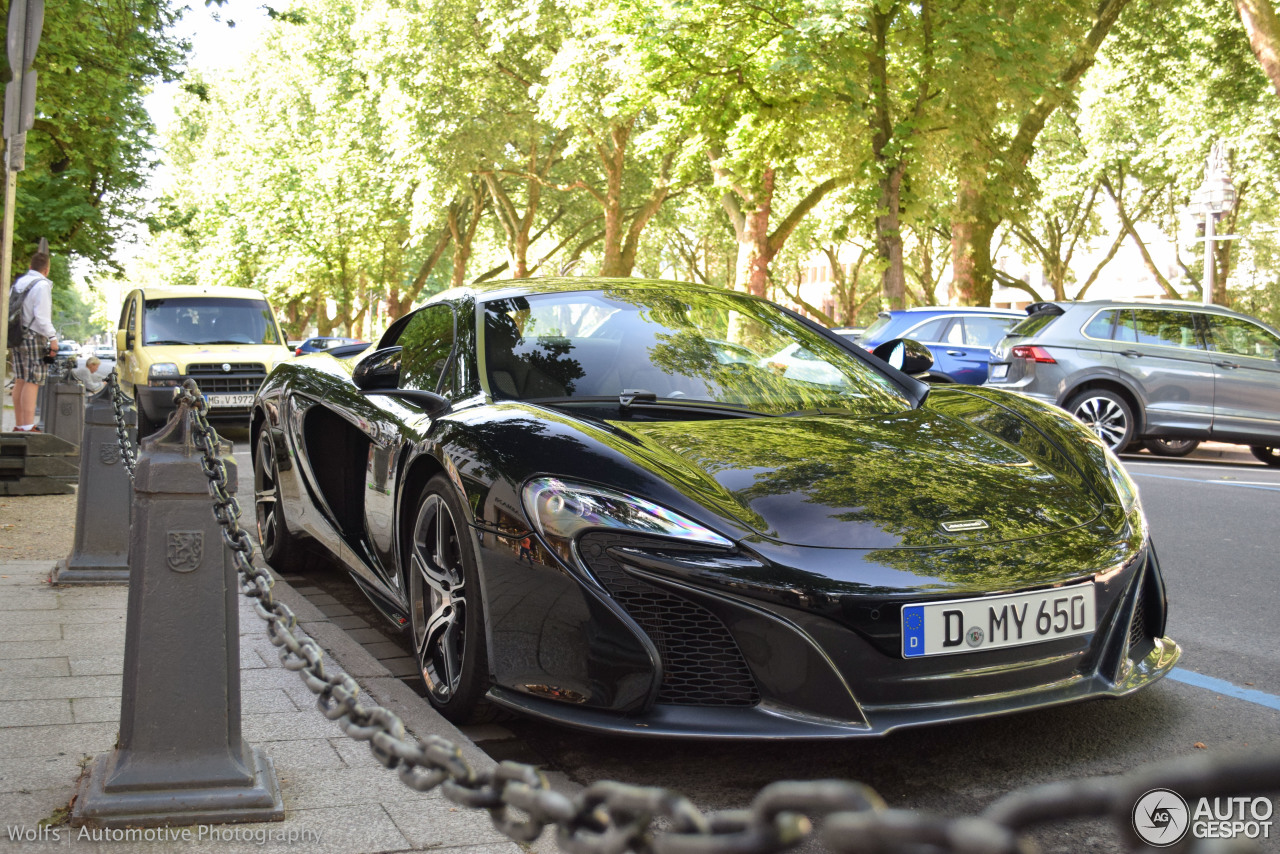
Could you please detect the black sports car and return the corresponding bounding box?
[250,278,1179,738]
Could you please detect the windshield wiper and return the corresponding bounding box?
[521,393,771,419]
[145,339,195,346]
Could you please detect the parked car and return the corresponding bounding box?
[114,285,293,435]
[295,336,366,356]
[251,278,1177,737]
[857,307,1024,385]
[985,300,1280,465]
[94,344,116,363]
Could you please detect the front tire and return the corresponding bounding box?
[408,473,491,723]
[254,430,305,573]
[1067,389,1136,452]
[1145,438,1200,457]
[1250,445,1280,467]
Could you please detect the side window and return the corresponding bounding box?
[962,315,1018,347]
[395,305,456,393]
[1133,309,1203,350]
[1113,310,1138,343]
[1208,316,1280,360]
[1083,309,1119,340]
[905,317,948,342]
[942,321,966,345]
[124,297,137,338]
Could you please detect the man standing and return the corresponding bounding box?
[7,251,56,432]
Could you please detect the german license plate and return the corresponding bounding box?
[989,363,1009,380]
[901,583,1095,658]
[204,393,254,408]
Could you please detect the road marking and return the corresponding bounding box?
[1167,668,1280,712]
[1130,472,1280,492]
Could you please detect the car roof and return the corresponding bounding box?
[424,277,766,306]
[135,284,271,301]
[1028,299,1270,321]
[880,306,1023,316]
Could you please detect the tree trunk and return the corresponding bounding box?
[951,179,998,305]
[876,164,907,310]
[1235,0,1280,99]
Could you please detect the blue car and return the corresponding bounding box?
[858,307,1024,384]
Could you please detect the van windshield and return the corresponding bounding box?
[143,297,281,346]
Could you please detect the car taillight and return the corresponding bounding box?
[1010,344,1056,363]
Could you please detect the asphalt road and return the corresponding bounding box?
[265,440,1280,853]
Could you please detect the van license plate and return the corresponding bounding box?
[205,394,254,408]
[901,583,1095,658]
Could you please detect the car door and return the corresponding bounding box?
[936,314,1020,384]
[1203,313,1280,443]
[361,304,457,586]
[1117,307,1216,434]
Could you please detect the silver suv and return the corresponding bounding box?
[985,300,1280,465]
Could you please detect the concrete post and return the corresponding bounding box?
[72,400,284,828]
[53,387,134,584]
[43,379,84,445]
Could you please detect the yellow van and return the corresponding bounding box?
[115,285,293,434]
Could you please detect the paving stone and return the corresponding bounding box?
[242,688,299,715]
[345,628,390,644]
[0,752,85,794]
[330,615,370,630]
[0,622,61,641]
[0,593,58,612]
[0,674,123,701]
[66,656,122,677]
[382,657,419,679]
[383,797,515,849]
[242,710,348,742]
[315,603,354,618]
[0,698,72,727]
[70,696,120,724]
[0,640,124,661]
[256,738,347,773]
[278,765,433,810]
[364,641,408,660]
[3,608,126,626]
[0,657,69,678]
[0,720,117,757]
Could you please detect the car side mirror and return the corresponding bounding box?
[872,338,935,376]
[116,328,132,353]
[353,346,451,417]
[352,347,403,391]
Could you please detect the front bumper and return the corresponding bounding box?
[481,529,1178,738]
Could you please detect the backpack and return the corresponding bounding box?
[6,281,29,345]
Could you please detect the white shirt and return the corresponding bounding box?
[71,364,105,393]
[12,270,55,339]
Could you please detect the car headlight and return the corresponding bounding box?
[1103,447,1139,513]
[147,363,180,387]
[521,478,733,565]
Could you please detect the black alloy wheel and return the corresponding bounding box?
[1250,445,1280,467]
[254,431,304,573]
[1067,389,1136,453]
[408,474,491,722]
[1144,438,1200,458]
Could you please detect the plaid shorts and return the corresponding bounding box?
[10,331,50,383]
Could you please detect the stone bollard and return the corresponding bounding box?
[72,399,284,828]
[52,387,135,584]
[42,378,85,445]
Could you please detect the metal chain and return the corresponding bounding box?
[105,370,137,483]
[165,379,1280,854]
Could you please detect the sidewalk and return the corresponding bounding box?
[0,558,534,854]
[0,425,539,853]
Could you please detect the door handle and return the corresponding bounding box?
[1215,361,1240,370]
[1119,350,1142,358]
[945,350,965,356]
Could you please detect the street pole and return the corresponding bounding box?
[1203,211,1215,306]
[0,145,14,410]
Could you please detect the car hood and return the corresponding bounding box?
[611,406,1103,549]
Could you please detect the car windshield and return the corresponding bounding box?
[481,288,912,416]
[143,297,281,345]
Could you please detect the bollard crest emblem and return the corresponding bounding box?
[60,400,73,416]
[99,442,120,466]
[166,532,203,573]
